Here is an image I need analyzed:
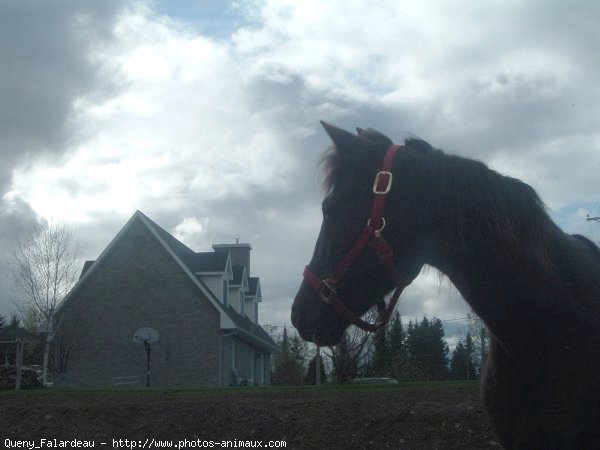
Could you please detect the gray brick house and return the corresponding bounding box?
[51,211,279,388]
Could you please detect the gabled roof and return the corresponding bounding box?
[0,325,39,342]
[80,260,94,279]
[231,265,249,291]
[182,252,229,273]
[248,277,262,301]
[57,211,278,353]
[223,304,277,352]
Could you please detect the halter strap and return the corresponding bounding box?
[303,144,414,333]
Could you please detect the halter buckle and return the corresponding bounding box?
[319,279,337,303]
[373,171,393,194]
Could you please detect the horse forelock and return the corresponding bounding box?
[319,145,339,194]
[319,128,396,194]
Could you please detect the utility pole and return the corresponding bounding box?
[586,214,600,246]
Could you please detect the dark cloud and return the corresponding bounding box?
[0,0,126,316]
[3,0,600,338]
[0,196,39,316]
[0,0,126,192]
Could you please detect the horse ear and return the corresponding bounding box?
[356,127,394,146]
[320,121,364,153]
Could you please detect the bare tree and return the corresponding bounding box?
[5,219,83,332]
[324,309,377,383]
[467,311,489,376]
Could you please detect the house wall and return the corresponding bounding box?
[244,298,256,322]
[221,334,271,386]
[228,287,243,314]
[55,217,221,388]
[201,274,226,304]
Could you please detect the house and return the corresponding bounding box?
[52,211,279,388]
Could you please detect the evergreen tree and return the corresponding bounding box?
[0,313,6,330]
[429,318,450,380]
[388,311,409,380]
[272,326,305,385]
[405,316,449,380]
[450,340,468,379]
[450,334,477,380]
[388,311,405,359]
[289,332,308,367]
[464,332,476,380]
[371,328,389,376]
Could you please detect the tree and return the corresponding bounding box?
[428,318,450,380]
[388,311,412,380]
[0,313,6,330]
[5,219,83,332]
[370,328,390,376]
[304,354,327,384]
[9,313,20,327]
[271,326,305,385]
[405,316,449,380]
[324,309,377,383]
[450,336,476,380]
[289,332,309,368]
[464,332,475,380]
[388,311,405,359]
[467,312,490,377]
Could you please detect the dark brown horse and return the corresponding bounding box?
[291,122,600,449]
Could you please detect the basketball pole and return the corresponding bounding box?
[144,340,151,387]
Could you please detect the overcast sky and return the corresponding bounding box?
[1,0,599,344]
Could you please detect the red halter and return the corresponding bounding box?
[303,144,415,333]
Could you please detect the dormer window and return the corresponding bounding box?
[239,291,244,314]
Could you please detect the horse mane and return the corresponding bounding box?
[321,129,557,270]
[427,148,557,270]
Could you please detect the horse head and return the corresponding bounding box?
[291,122,427,345]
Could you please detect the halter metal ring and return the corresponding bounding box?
[319,278,337,303]
[367,217,386,233]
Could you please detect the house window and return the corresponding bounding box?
[239,291,244,314]
[231,340,236,370]
[254,302,258,323]
[222,280,228,306]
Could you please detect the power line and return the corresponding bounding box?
[265,316,469,329]
[440,317,468,323]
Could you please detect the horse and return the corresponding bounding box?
[291,122,600,449]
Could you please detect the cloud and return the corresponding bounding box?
[0,1,127,187]
[0,0,128,314]
[2,0,600,334]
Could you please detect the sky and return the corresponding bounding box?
[1,0,599,347]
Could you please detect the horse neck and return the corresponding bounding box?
[412,160,562,351]
[426,233,558,351]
